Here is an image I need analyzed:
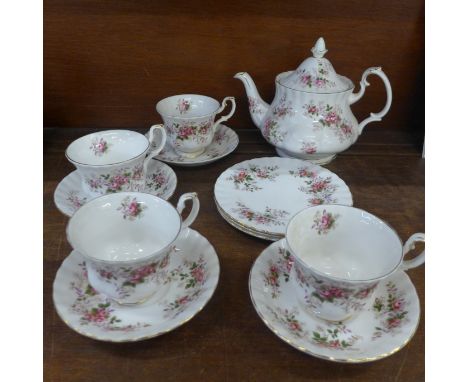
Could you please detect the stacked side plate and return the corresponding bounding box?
[214,157,353,240]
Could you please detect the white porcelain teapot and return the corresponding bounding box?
[235,37,392,164]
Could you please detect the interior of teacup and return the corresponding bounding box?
[67,192,181,262]
[286,205,403,281]
[156,94,220,119]
[66,130,149,166]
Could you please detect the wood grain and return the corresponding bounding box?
[44,0,424,138]
[44,127,424,382]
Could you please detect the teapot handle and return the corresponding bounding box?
[348,67,392,135]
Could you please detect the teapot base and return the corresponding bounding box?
[275,148,336,165]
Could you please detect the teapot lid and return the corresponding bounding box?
[279,37,353,93]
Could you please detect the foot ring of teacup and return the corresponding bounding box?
[114,281,171,306]
[174,147,206,158]
[290,272,357,323]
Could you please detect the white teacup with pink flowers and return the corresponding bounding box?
[156,94,236,158]
[66,191,200,305]
[66,126,166,197]
[285,205,425,322]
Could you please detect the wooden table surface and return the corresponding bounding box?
[44,127,425,382]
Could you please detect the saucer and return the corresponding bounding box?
[249,240,421,363]
[53,228,220,342]
[215,198,282,241]
[149,124,239,167]
[54,159,177,217]
[214,157,353,238]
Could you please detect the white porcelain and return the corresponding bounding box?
[215,199,283,241]
[285,205,425,322]
[214,157,352,239]
[53,228,219,342]
[235,37,392,164]
[156,95,236,158]
[149,124,239,167]
[66,191,200,305]
[66,127,167,196]
[249,240,421,363]
[54,159,177,217]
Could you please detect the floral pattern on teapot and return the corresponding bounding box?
[235,37,392,164]
[303,102,354,143]
[296,60,337,91]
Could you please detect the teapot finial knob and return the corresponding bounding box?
[312,37,327,58]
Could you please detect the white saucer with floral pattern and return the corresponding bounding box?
[54,159,177,217]
[215,198,283,241]
[214,157,353,239]
[53,228,219,342]
[148,124,239,167]
[249,240,421,363]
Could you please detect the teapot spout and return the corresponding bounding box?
[234,72,269,128]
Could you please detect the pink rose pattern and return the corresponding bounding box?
[70,262,151,331]
[67,191,87,210]
[296,60,336,90]
[228,165,279,192]
[301,141,317,155]
[289,167,338,206]
[294,260,378,316]
[233,202,289,226]
[167,121,211,146]
[262,247,294,298]
[311,209,338,235]
[214,129,226,145]
[90,137,109,156]
[93,253,171,300]
[267,307,306,338]
[163,256,208,319]
[267,306,361,350]
[310,323,361,350]
[176,98,191,114]
[85,164,144,194]
[262,118,283,145]
[261,96,291,145]
[303,102,354,143]
[117,196,146,220]
[248,96,262,115]
[145,170,167,194]
[372,281,409,340]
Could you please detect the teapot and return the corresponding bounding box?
[234,37,392,164]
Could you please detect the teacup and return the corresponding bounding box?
[66,126,166,196]
[66,191,200,305]
[156,94,236,158]
[285,205,425,322]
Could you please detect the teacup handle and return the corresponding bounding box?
[143,124,167,178]
[400,233,425,271]
[213,97,236,133]
[176,192,200,230]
